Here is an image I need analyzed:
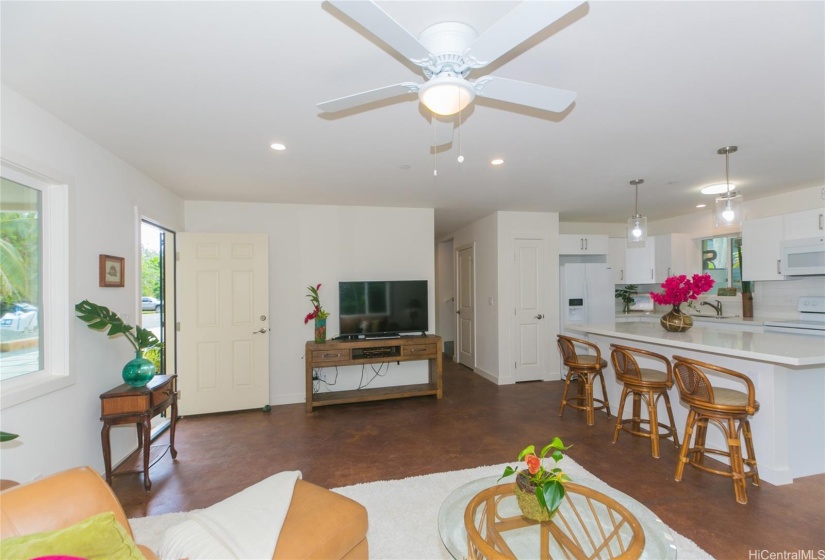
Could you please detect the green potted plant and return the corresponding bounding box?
[500,437,571,521]
[75,299,161,387]
[615,284,638,314]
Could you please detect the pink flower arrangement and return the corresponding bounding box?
[649,273,715,306]
[303,283,330,324]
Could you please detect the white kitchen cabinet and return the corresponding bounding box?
[784,208,825,240]
[558,234,609,255]
[607,238,626,284]
[624,238,655,284]
[653,233,693,282]
[742,215,783,281]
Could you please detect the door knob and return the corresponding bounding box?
[456,310,461,315]
[253,328,269,334]
[535,314,544,320]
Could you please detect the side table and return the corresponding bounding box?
[100,374,178,490]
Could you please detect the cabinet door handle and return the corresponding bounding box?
[580,238,584,250]
[620,270,624,281]
[819,213,823,230]
[650,268,654,280]
[584,238,588,250]
[777,259,782,274]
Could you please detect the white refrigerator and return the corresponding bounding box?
[558,263,614,379]
[561,263,614,329]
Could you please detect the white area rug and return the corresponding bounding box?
[131,461,714,559]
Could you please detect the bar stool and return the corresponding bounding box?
[672,355,760,504]
[557,335,611,426]
[610,344,679,458]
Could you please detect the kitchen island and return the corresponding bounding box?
[566,321,825,485]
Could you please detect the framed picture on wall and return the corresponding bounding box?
[99,254,125,287]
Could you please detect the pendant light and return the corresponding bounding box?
[627,179,647,247]
[715,146,742,227]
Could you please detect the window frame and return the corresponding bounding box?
[0,161,73,409]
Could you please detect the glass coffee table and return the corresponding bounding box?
[438,475,678,559]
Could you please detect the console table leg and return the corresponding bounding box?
[101,424,113,486]
[142,414,152,491]
[170,393,178,459]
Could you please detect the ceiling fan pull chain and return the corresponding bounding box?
[433,113,438,177]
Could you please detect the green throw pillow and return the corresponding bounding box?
[0,511,146,560]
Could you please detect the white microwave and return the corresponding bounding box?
[781,236,825,276]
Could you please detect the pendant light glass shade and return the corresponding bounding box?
[627,179,647,247]
[714,146,742,227]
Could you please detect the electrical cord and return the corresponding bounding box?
[358,361,389,390]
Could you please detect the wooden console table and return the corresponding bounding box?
[305,335,442,412]
[100,374,178,490]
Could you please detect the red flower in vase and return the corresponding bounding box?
[649,274,715,306]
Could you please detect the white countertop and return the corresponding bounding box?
[615,312,779,326]
[568,321,825,366]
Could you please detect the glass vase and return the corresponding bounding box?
[660,304,693,332]
[122,350,156,387]
[314,317,327,344]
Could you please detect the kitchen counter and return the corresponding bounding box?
[581,320,824,366]
[566,321,825,485]
[615,312,790,327]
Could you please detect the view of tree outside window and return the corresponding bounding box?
[141,221,165,373]
[0,176,43,380]
[701,236,743,295]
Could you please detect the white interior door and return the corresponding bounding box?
[457,246,475,368]
[177,233,269,415]
[513,238,546,382]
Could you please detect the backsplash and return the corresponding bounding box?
[615,276,825,319]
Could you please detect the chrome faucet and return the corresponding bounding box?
[701,299,723,316]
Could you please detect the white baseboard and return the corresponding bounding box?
[269,393,305,406]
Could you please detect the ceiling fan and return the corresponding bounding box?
[318,1,585,145]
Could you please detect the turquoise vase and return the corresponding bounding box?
[122,350,156,387]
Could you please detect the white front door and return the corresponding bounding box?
[177,233,270,415]
[513,238,546,382]
[457,246,475,368]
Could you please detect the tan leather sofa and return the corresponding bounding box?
[0,466,369,559]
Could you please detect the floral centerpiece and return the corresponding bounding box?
[304,283,330,343]
[500,437,571,521]
[649,273,714,332]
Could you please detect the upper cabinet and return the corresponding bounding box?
[607,238,626,284]
[558,234,609,255]
[784,208,824,240]
[623,234,692,285]
[624,239,655,284]
[742,215,784,281]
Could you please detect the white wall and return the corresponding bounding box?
[445,213,498,378]
[496,212,560,382]
[441,211,560,384]
[435,238,455,349]
[0,85,185,483]
[184,202,435,403]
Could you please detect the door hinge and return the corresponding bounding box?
[176,322,180,331]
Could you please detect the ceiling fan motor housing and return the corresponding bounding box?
[417,22,479,78]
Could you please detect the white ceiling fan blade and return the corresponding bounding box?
[431,117,455,147]
[328,1,432,63]
[318,82,419,113]
[468,1,585,66]
[474,76,576,113]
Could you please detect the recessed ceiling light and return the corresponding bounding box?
[491,158,504,166]
[696,203,707,208]
[701,182,736,195]
[270,143,286,151]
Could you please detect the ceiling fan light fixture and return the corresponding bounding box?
[418,74,475,116]
[626,179,647,248]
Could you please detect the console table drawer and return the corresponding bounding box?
[151,386,175,407]
[312,349,351,362]
[402,343,436,357]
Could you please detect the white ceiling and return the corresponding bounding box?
[2,1,823,237]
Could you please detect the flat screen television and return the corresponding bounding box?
[338,280,428,338]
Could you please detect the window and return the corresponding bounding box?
[701,235,743,295]
[0,163,72,409]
